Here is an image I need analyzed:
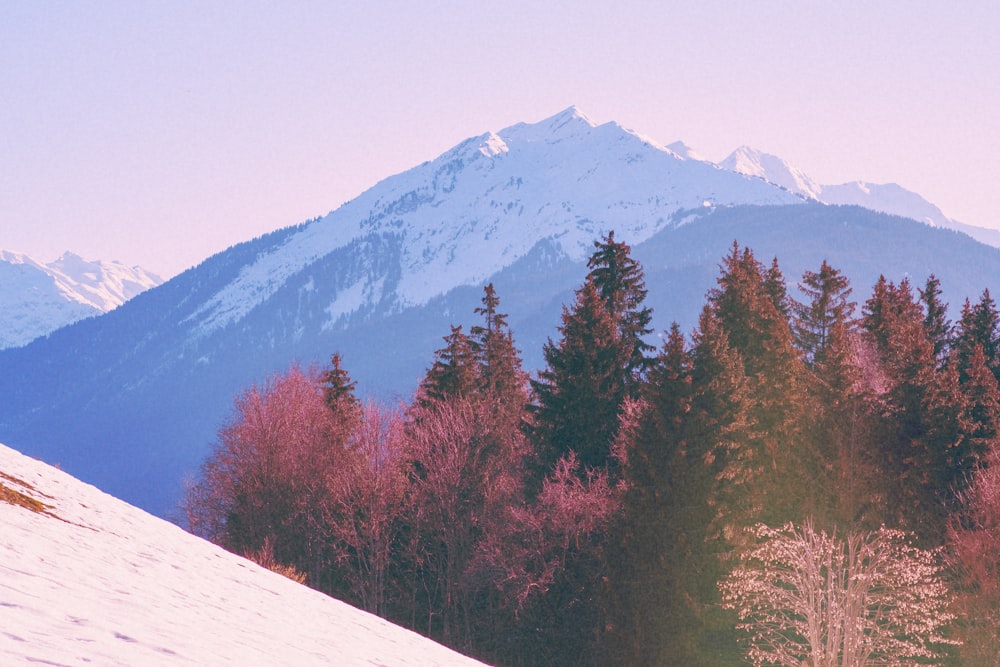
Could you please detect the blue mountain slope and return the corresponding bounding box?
[2,203,1000,517]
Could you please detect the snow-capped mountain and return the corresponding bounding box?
[717,146,1000,246]
[3,107,1000,518]
[185,106,800,339]
[719,146,823,200]
[0,441,485,666]
[0,249,162,349]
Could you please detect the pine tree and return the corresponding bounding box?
[952,344,1000,489]
[954,289,1000,385]
[322,352,361,424]
[585,231,655,392]
[791,260,855,366]
[806,318,883,531]
[861,276,963,544]
[530,233,654,475]
[705,243,809,527]
[919,274,951,363]
[417,325,478,406]
[531,280,627,472]
[607,324,693,664]
[470,283,528,409]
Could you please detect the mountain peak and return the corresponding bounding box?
[552,104,596,126]
[0,250,163,348]
[720,146,822,200]
[499,106,598,144]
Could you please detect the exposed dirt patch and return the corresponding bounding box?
[0,470,59,519]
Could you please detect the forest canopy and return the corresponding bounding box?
[185,236,998,666]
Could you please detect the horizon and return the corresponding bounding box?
[3,2,998,279]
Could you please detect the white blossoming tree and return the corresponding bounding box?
[719,521,956,667]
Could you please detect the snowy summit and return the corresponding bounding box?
[0,250,162,349]
[0,442,486,666]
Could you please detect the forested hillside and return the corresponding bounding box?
[184,235,996,666]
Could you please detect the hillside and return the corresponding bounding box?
[0,442,486,666]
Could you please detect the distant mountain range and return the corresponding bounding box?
[0,250,162,349]
[2,107,1000,517]
[717,145,1000,247]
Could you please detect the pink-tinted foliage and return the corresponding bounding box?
[320,401,410,616]
[947,443,1000,664]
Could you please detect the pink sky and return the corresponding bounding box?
[2,1,998,278]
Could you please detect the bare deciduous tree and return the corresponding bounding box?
[321,401,409,617]
[720,520,956,667]
[948,443,1000,665]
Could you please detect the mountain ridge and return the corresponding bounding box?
[0,249,162,349]
[2,109,1000,517]
[716,145,1000,245]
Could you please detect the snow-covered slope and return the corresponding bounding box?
[0,441,485,666]
[0,250,162,348]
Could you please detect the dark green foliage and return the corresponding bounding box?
[531,280,628,471]
[470,283,530,433]
[954,290,1000,385]
[792,260,855,366]
[530,233,654,474]
[862,276,965,544]
[585,231,655,389]
[706,244,809,528]
[920,274,952,363]
[418,325,479,405]
[322,352,360,418]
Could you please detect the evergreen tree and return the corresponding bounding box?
[679,306,756,665]
[530,233,654,474]
[609,310,755,666]
[919,274,951,363]
[791,260,855,366]
[763,256,790,318]
[607,324,693,665]
[806,318,883,531]
[705,243,809,527]
[470,282,528,408]
[417,325,478,406]
[531,280,627,472]
[585,231,655,391]
[322,352,361,422]
[952,344,1000,490]
[861,276,963,544]
[954,289,1000,385]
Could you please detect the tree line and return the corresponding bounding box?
[184,234,1000,666]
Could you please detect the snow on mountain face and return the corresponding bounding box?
[48,251,162,311]
[820,181,953,227]
[0,250,162,349]
[665,140,707,162]
[187,106,803,337]
[715,146,1000,248]
[0,442,485,666]
[719,146,823,200]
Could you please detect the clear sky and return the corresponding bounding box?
[3,1,998,278]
